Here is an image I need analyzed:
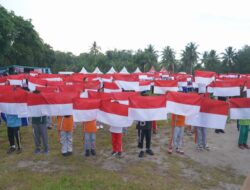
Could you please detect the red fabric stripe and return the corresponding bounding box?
[194,70,216,78]
[0,89,28,103]
[103,82,120,89]
[166,92,201,106]
[229,98,250,108]
[214,79,244,87]
[112,92,140,100]
[73,98,101,110]
[41,92,78,104]
[88,91,112,100]
[200,98,228,115]
[113,74,139,81]
[27,93,47,105]
[129,95,166,108]
[139,81,151,86]
[154,80,178,87]
[100,100,128,116]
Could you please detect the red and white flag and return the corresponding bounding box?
[154,80,178,94]
[88,91,112,101]
[229,98,250,119]
[113,74,139,91]
[194,70,216,85]
[244,81,250,98]
[28,77,47,91]
[73,98,101,122]
[138,81,151,92]
[128,95,167,121]
[166,92,201,116]
[97,101,133,127]
[27,93,48,117]
[185,98,229,129]
[0,77,7,85]
[0,88,28,117]
[7,74,25,86]
[111,92,139,105]
[103,82,122,93]
[38,92,78,116]
[213,80,242,97]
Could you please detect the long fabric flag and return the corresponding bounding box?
[103,82,122,93]
[229,98,250,119]
[138,81,151,92]
[27,93,48,117]
[194,70,216,85]
[28,77,47,91]
[185,98,229,129]
[0,88,28,117]
[154,80,178,94]
[97,101,133,127]
[112,92,139,105]
[113,74,139,91]
[213,80,242,97]
[73,98,101,122]
[166,92,201,116]
[128,95,167,121]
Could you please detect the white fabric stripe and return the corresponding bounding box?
[8,79,23,86]
[154,86,178,94]
[195,77,214,85]
[0,103,27,117]
[185,112,227,129]
[230,108,250,119]
[73,109,98,122]
[28,82,45,92]
[28,104,73,116]
[43,78,62,81]
[97,110,133,127]
[104,88,122,93]
[138,85,151,92]
[247,89,250,98]
[166,101,200,116]
[213,87,240,97]
[115,80,139,91]
[128,107,167,121]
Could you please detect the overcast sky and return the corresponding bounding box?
[1,0,250,57]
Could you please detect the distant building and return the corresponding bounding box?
[0,65,51,75]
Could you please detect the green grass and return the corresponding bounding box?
[0,122,245,190]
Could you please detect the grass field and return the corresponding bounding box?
[0,121,245,190]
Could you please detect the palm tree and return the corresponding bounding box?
[144,44,158,71]
[202,50,220,72]
[221,46,237,72]
[90,41,101,65]
[181,42,199,74]
[161,46,176,73]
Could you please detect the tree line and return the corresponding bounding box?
[1,5,250,74]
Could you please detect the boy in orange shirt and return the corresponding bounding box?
[82,120,97,157]
[57,115,74,156]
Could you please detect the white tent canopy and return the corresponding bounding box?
[92,67,103,74]
[134,67,142,73]
[106,66,117,74]
[119,67,129,74]
[79,67,88,74]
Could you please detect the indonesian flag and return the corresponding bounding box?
[0,88,28,117]
[84,80,101,90]
[194,70,216,85]
[103,82,122,93]
[36,86,58,93]
[154,80,178,94]
[128,95,167,121]
[166,92,201,116]
[185,98,229,129]
[28,77,47,91]
[213,80,242,97]
[113,74,139,91]
[138,81,151,92]
[97,101,133,127]
[73,98,101,122]
[38,92,78,116]
[111,92,140,105]
[27,93,48,117]
[229,98,250,119]
[7,74,25,86]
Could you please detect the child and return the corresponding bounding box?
[5,114,22,154]
[170,114,185,154]
[196,126,209,151]
[110,126,123,157]
[57,115,74,156]
[238,119,250,149]
[83,120,97,157]
[137,121,154,158]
